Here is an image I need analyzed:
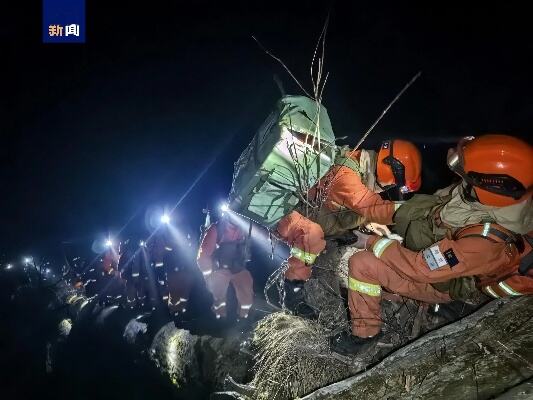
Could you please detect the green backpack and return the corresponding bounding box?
[228,95,336,227]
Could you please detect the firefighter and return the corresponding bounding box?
[197,215,254,321]
[156,231,196,318]
[331,134,533,355]
[277,139,422,315]
[119,237,149,310]
[99,241,123,305]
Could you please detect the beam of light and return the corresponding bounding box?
[166,224,196,262]
[224,210,289,262]
[160,214,171,224]
[105,239,113,247]
[139,240,146,247]
[169,148,222,216]
[5,263,13,270]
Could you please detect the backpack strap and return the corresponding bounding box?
[334,147,363,176]
[519,234,533,276]
[454,222,522,249]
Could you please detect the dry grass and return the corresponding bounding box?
[251,312,360,400]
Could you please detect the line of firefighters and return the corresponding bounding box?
[80,133,532,356]
[80,216,255,322]
[82,231,196,318]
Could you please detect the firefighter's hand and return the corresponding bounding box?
[351,230,373,250]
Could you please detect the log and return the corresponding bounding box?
[302,297,533,400]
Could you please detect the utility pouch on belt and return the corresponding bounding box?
[393,194,450,251]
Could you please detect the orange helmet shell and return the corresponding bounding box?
[377,139,422,193]
[460,134,533,207]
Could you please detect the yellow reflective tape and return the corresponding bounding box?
[484,285,500,298]
[290,247,318,264]
[348,277,381,297]
[394,202,404,211]
[372,238,394,258]
[498,281,522,296]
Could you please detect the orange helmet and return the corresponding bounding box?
[447,134,533,207]
[376,139,422,194]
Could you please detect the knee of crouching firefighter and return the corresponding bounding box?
[349,251,379,280]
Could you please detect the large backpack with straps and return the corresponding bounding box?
[228,95,337,227]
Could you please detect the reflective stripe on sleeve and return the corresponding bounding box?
[290,247,318,264]
[498,281,522,296]
[348,277,381,297]
[394,202,403,211]
[481,222,491,237]
[484,286,500,298]
[372,238,394,258]
[202,269,213,276]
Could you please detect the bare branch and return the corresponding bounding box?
[252,35,312,97]
[350,71,422,155]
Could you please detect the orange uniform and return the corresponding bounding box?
[197,221,254,319]
[277,151,396,281]
[348,224,531,337]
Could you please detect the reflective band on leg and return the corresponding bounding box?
[348,277,381,297]
[213,302,226,310]
[372,238,394,258]
[240,304,253,310]
[155,262,164,267]
[484,286,500,298]
[498,282,522,296]
[202,269,213,276]
[290,247,318,264]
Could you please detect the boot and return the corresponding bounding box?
[329,331,381,356]
[283,279,317,319]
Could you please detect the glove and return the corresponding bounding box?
[351,230,373,250]
[365,223,404,243]
[364,223,391,236]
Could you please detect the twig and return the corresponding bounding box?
[349,71,422,155]
[252,36,311,97]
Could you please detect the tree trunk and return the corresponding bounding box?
[302,297,533,400]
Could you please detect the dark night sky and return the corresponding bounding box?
[1,1,532,260]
